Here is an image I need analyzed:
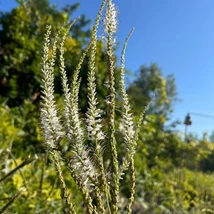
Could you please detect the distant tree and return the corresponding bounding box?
[0,0,91,107]
[209,130,214,143]
[127,63,178,122]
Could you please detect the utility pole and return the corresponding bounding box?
[184,113,192,142]
[184,112,214,142]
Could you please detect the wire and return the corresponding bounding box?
[190,112,214,120]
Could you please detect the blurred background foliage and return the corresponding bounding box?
[1,0,214,213]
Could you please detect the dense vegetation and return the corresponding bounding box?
[1,0,214,213]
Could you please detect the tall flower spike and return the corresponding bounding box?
[58,18,79,139]
[119,28,136,177]
[103,1,118,34]
[117,28,135,214]
[86,1,111,212]
[105,0,119,212]
[40,26,64,149]
[86,0,107,142]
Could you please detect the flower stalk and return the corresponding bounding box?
[40,0,152,213]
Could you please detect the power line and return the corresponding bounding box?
[190,112,214,120]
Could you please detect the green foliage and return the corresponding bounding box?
[0,99,43,156]
[0,0,90,107]
[0,102,22,151]
[139,168,214,213]
[128,63,178,119]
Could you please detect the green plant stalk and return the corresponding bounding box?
[127,158,136,213]
[71,40,93,101]
[52,151,76,214]
[38,153,47,197]
[56,146,96,214]
[107,32,119,214]
[95,145,111,210]
[94,186,105,213]
[134,95,155,143]
[8,150,30,195]
[67,167,95,214]
[86,0,111,212]
[0,157,34,183]
[0,187,26,214]
[107,48,118,212]
[105,2,119,212]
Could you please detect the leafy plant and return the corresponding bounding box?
[40,0,153,213]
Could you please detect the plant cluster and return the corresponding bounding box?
[40,0,152,213]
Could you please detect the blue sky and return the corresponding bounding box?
[1,0,214,137]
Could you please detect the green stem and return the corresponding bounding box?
[52,151,76,214]
[127,158,135,213]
